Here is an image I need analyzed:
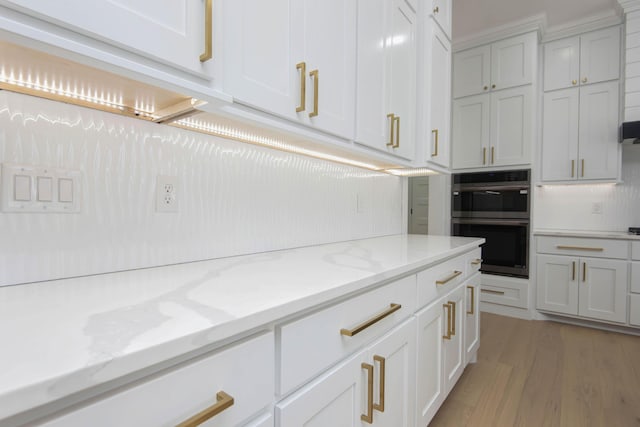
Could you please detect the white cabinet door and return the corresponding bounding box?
[2,0,212,76]
[490,85,532,166]
[442,285,465,396]
[579,258,628,323]
[578,81,620,180]
[464,277,480,364]
[536,254,579,316]
[430,0,451,40]
[451,94,490,169]
[415,299,444,427]
[453,45,491,98]
[544,36,580,91]
[426,21,451,168]
[490,33,535,91]
[541,88,580,181]
[580,26,621,86]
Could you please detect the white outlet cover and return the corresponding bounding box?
[156,175,178,213]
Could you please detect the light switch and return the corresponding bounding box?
[37,176,53,202]
[14,175,31,201]
[58,178,73,203]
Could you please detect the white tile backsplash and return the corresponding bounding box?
[0,91,403,286]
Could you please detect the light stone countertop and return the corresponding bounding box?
[534,229,640,240]
[0,234,484,422]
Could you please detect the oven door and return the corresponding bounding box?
[451,218,529,278]
[451,184,530,219]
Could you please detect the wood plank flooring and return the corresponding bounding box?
[429,313,640,427]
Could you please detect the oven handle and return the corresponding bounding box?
[451,218,529,226]
[452,184,529,192]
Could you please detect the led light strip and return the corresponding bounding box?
[385,168,440,177]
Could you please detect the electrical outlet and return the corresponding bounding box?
[156,175,178,213]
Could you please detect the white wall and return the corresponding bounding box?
[534,145,640,230]
[0,91,403,286]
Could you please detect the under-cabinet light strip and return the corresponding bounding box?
[385,168,439,177]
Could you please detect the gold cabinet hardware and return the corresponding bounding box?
[199,0,213,62]
[572,261,576,281]
[582,77,588,83]
[483,147,486,165]
[467,286,475,315]
[340,303,401,336]
[309,69,319,118]
[572,79,577,85]
[433,6,439,13]
[393,116,400,148]
[361,362,374,423]
[581,159,585,177]
[492,84,496,89]
[177,391,234,427]
[436,270,462,285]
[483,85,488,91]
[431,129,439,156]
[481,289,505,295]
[571,159,575,177]
[471,259,483,265]
[373,355,386,413]
[491,146,495,164]
[556,245,604,252]
[449,300,457,335]
[296,62,306,113]
[442,303,452,340]
[296,62,307,113]
[582,262,586,282]
[387,114,395,146]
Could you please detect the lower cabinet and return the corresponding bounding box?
[276,318,416,427]
[464,275,481,364]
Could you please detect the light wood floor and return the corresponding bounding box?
[430,313,640,427]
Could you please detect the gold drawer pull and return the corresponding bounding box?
[442,303,452,340]
[471,258,483,265]
[296,62,306,112]
[436,270,462,285]
[583,262,586,282]
[199,0,213,62]
[572,261,576,281]
[340,303,401,336]
[177,391,234,427]
[483,147,486,165]
[467,286,475,315]
[556,245,604,252]
[309,69,319,118]
[387,113,395,146]
[373,355,386,413]
[481,289,505,295]
[449,300,457,336]
[393,116,400,148]
[361,362,374,423]
[431,129,439,156]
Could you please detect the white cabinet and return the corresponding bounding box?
[423,19,451,168]
[464,276,480,364]
[451,94,490,169]
[429,0,451,40]
[541,81,619,182]
[442,285,465,394]
[356,0,416,160]
[0,0,215,77]
[544,26,621,92]
[223,0,356,139]
[277,319,416,427]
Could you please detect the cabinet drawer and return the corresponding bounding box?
[537,236,628,259]
[632,262,640,294]
[632,242,640,261]
[480,283,528,309]
[41,333,274,427]
[630,295,640,327]
[278,275,416,396]
[417,254,466,308]
[465,248,483,276]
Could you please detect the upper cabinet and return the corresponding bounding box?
[544,26,620,92]
[223,0,357,140]
[453,33,536,98]
[429,0,452,40]
[0,0,215,77]
[355,0,416,160]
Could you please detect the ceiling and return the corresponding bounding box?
[452,0,622,40]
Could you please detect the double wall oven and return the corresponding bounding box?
[451,169,530,278]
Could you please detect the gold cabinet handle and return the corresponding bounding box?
[471,258,483,265]
[393,116,400,148]
[296,62,306,113]
[387,114,395,146]
[582,262,586,282]
[582,77,588,83]
[467,286,475,315]
[436,270,462,285]
[433,6,439,13]
[481,289,505,295]
[492,84,496,89]
[571,159,575,178]
[491,146,495,164]
[581,159,585,177]
[572,79,577,85]
[340,303,401,336]
[309,69,319,118]
[199,0,213,62]
[556,245,604,252]
[449,300,457,336]
[483,85,488,91]
[483,147,486,165]
[361,362,374,424]
[431,129,439,156]
[572,261,576,281]
[442,303,452,340]
[176,391,234,427]
[373,355,386,413]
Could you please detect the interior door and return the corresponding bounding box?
[409,177,429,234]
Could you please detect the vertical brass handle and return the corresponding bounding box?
[582,262,586,282]
[483,147,486,165]
[199,0,213,62]
[442,303,452,340]
[176,391,234,427]
[296,62,306,113]
[449,300,457,336]
[572,261,576,281]
[361,363,374,423]
[571,160,575,178]
[373,355,386,413]
[491,146,495,164]
[433,6,439,13]
[387,114,395,146]
[309,69,319,117]
[467,286,475,315]
[581,159,585,177]
[582,77,588,83]
[393,116,400,148]
[431,129,439,156]
[471,259,483,265]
